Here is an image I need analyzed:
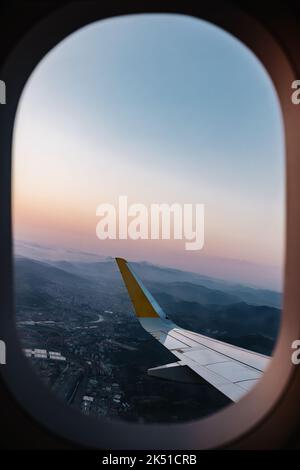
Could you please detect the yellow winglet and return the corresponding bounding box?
[115,258,161,318]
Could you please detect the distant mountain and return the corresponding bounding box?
[14,240,283,290]
[130,262,282,309]
[15,257,96,296]
[160,297,280,339]
[14,257,126,317]
[14,256,281,355]
[148,280,241,306]
[48,259,118,281]
[47,258,282,309]
[223,285,282,309]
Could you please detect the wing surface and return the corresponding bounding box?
[116,258,270,402]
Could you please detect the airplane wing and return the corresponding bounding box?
[116,258,271,402]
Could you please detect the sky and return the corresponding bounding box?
[12,14,285,290]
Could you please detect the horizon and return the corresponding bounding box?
[14,239,283,292]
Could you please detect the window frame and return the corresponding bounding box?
[0,0,300,449]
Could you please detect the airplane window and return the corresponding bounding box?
[12,13,284,424]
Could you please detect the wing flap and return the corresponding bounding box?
[148,361,204,384]
[172,352,263,402]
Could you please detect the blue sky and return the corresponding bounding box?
[13,14,285,289]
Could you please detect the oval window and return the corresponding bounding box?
[13,13,285,424]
